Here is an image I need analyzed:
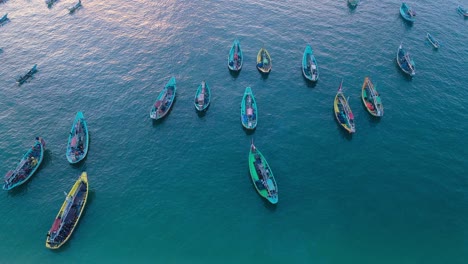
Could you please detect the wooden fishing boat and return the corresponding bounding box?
[361,77,384,117]
[348,0,359,8]
[400,2,416,22]
[68,0,81,13]
[302,44,319,82]
[194,80,211,111]
[0,13,8,23]
[228,39,243,71]
[426,33,440,49]
[396,43,415,76]
[248,142,278,204]
[457,5,468,17]
[150,77,177,120]
[240,87,257,130]
[16,64,37,86]
[256,47,272,73]
[66,111,89,164]
[46,172,88,249]
[3,137,46,191]
[334,81,355,133]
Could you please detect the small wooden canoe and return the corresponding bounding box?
[400,2,416,22]
[397,43,416,76]
[194,80,211,111]
[426,33,440,49]
[0,13,8,23]
[256,47,272,73]
[361,77,384,117]
[17,64,37,86]
[302,44,319,82]
[228,39,243,71]
[240,87,257,130]
[68,0,82,13]
[46,172,88,249]
[66,111,89,164]
[150,77,177,120]
[334,81,355,133]
[248,142,278,204]
[3,137,46,190]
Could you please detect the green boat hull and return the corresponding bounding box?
[248,144,278,204]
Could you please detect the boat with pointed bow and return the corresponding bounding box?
[361,77,384,117]
[66,112,89,164]
[302,44,319,82]
[194,80,211,111]
[240,87,257,130]
[150,77,177,120]
[248,142,278,204]
[334,81,355,133]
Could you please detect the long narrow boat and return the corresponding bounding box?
[45,0,58,8]
[240,87,257,130]
[66,111,89,164]
[426,33,440,49]
[248,142,278,204]
[302,44,319,82]
[400,2,416,22]
[150,77,177,120]
[228,39,243,71]
[3,137,46,191]
[256,47,272,73]
[348,0,360,8]
[0,13,8,23]
[46,172,88,249]
[68,0,82,13]
[361,77,384,117]
[457,5,468,17]
[194,80,211,111]
[17,64,37,86]
[396,43,416,76]
[334,81,355,133]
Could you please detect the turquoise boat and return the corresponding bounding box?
[228,39,243,71]
[66,112,89,164]
[150,77,176,120]
[17,64,37,86]
[457,5,468,17]
[400,2,416,22]
[68,0,82,13]
[348,0,359,8]
[240,87,257,130]
[248,142,278,204]
[397,43,415,76]
[426,33,440,49]
[3,137,46,190]
[0,13,8,24]
[194,80,211,112]
[302,44,319,82]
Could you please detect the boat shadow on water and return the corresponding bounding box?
[196,108,208,118]
[302,74,317,88]
[242,126,256,135]
[229,70,241,79]
[258,71,270,81]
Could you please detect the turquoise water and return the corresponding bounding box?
[1,0,467,263]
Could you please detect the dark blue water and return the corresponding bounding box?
[0,0,467,263]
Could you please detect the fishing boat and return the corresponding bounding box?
[240,87,257,130]
[16,64,38,86]
[68,0,82,13]
[396,43,416,76]
[45,0,58,7]
[256,47,272,73]
[150,77,177,120]
[400,2,416,22]
[228,39,243,71]
[248,142,278,204]
[426,33,440,49]
[46,172,88,249]
[0,13,8,24]
[457,5,468,17]
[3,137,46,191]
[302,44,319,82]
[334,81,355,133]
[194,80,211,111]
[348,0,359,8]
[361,77,384,117]
[66,111,89,164]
